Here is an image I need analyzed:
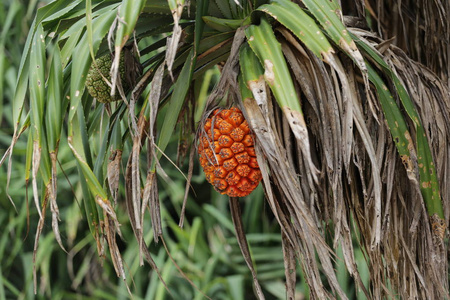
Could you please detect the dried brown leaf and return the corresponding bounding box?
[48,155,66,252]
[32,140,43,220]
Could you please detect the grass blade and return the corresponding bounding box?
[29,24,45,145]
[46,45,63,152]
[29,24,46,219]
[69,106,108,201]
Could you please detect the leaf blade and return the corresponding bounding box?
[156,48,196,165]
[69,8,117,121]
[258,0,333,60]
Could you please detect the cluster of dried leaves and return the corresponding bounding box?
[364,0,448,80]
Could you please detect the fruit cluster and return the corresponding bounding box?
[198,107,262,197]
[85,53,127,103]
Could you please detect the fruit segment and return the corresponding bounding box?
[198,107,262,197]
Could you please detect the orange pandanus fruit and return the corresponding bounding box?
[198,107,262,197]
